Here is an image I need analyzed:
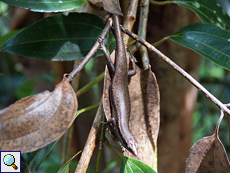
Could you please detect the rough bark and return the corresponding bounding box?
[146,3,200,173]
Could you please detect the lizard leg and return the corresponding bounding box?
[104,117,118,132]
[100,42,115,78]
[128,53,136,77]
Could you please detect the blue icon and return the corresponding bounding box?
[3,154,18,170]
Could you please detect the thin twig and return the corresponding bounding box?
[100,42,115,78]
[226,103,230,144]
[21,156,32,173]
[67,18,112,82]
[95,114,106,173]
[103,13,112,23]
[75,102,104,173]
[71,60,82,91]
[128,44,138,54]
[75,102,100,117]
[137,0,150,69]
[61,62,82,164]
[120,25,230,115]
[122,0,139,45]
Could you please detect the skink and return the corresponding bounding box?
[105,14,138,156]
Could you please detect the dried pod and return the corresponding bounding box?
[0,76,78,153]
[186,111,230,173]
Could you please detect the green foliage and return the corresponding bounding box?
[21,141,58,173]
[193,59,230,156]
[15,79,36,99]
[0,54,26,108]
[152,0,230,71]
[173,0,230,29]
[0,0,86,12]
[0,29,22,47]
[0,13,112,61]
[119,154,157,173]
[101,158,119,173]
[169,23,230,71]
[57,151,81,173]
[0,2,8,15]
[1,0,230,172]
[105,141,158,173]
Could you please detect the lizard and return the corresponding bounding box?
[101,14,138,156]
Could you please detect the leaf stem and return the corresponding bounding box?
[151,37,169,47]
[104,138,121,155]
[150,0,173,5]
[127,40,136,46]
[67,18,112,82]
[215,110,224,137]
[120,25,230,115]
[76,102,100,117]
[76,72,105,97]
[58,151,82,172]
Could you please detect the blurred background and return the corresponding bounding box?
[1,0,230,172]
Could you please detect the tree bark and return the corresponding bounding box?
[146,3,200,173]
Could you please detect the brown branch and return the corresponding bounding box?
[74,102,104,173]
[121,25,230,115]
[67,18,112,82]
[122,0,139,46]
[95,113,106,173]
[137,0,150,69]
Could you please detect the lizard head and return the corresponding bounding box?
[127,140,138,156]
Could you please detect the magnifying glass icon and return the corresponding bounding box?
[3,154,18,170]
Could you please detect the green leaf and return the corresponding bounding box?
[119,154,157,173]
[0,0,86,12]
[172,0,230,30]
[0,13,112,61]
[104,139,157,173]
[169,23,230,70]
[21,140,58,173]
[15,79,36,99]
[0,29,23,47]
[57,151,81,173]
[0,2,8,14]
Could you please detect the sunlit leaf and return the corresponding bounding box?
[173,0,230,30]
[0,0,86,13]
[0,76,78,153]
[0,13,113,61]
[0,29,23,47]
[169,23,230,71]
[120,154,157,173]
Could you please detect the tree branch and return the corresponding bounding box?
[67,18,112,82]
[75,102,103,173]
[137,0,150,69]
[122,0,139,45]
[120,25,230,115]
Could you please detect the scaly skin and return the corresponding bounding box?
[110,14,138,156]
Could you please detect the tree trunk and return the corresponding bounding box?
[147,3,200,173]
